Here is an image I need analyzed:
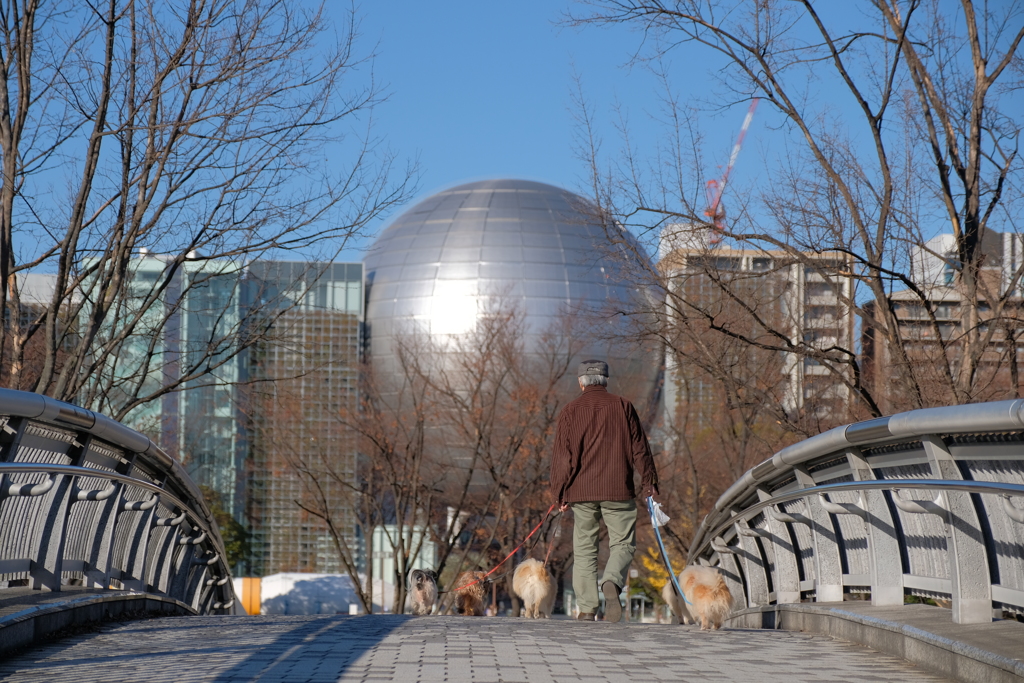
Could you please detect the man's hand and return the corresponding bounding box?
[559,503,569,513]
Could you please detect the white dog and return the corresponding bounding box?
[662,565,732,630]
[512,558,555,618]
[408,569,438,615]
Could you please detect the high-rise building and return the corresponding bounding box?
[114,257,248,522]
[862,229,1024,412]
[657,242,855,427]
[106,257,363,576]
[909,230,1024,293]
[2,273,64,389]
[245,262,363,575]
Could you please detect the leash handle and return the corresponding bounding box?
[647,496,691,606]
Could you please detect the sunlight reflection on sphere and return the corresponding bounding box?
[363,179,659,411]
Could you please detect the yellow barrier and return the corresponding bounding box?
[240,577,261,615]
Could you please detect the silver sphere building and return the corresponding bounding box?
[363,179,658,411]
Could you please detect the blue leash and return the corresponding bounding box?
[646,496,691,606]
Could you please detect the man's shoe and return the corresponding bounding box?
[602,581,622,622]
[576,612,597,621]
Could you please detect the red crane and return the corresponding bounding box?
[704,98,759,244]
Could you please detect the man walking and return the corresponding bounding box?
[550,359,659,622]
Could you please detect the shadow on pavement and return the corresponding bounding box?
[211,614,413,682]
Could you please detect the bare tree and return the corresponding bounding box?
[339,342,447,615]
[260,378,383,615]
[0,0,413,416]
[567,0,1024,417]
[420,304,581,614]
[284,299,584,615]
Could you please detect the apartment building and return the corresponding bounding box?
[863,229,1024,412]
[659,239,855,428]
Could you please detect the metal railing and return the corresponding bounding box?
[688,399,1024,624]
[0,389,236,614]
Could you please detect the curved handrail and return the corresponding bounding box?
[0,464,211,534]
[693,479,1024,558]
[0,389,237,615]
[686,398,1024,624]
[0,390,206,510]
[696,398,1024,549]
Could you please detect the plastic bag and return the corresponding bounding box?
[649,498,671,528]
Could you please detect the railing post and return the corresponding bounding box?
[150,515,186,594]
[29,475,74,591]
[711,543,748,611]
[733,515,770,607]
[920,435,993,624]
[846,448,904,606]
[169,529,204,602]
[117,495,159,591]
[185,552,216,610]
[795,466,844,602]
[756,487,801,603]
[70,480,122,590]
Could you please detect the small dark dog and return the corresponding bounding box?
[408,569,438,615]
[452,571,487,616]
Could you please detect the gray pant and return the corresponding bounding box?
[571,500,637,613]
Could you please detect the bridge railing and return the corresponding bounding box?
[0,389,236,614]
[687,399,1024,624]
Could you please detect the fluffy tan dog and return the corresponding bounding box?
[408,569,438,615]
[662,581,692,625]
[662,565,732,630]
[512,559,555,618]
[452,571,487,616]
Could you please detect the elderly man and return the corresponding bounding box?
[550,359,659,622]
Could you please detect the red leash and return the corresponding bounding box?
[449,502,557,593]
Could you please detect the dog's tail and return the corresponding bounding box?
[694,579,733,626]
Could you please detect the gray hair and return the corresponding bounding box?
[579,374,608,388]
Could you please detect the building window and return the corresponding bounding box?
[943,253,960,285]
[806,282,837,298]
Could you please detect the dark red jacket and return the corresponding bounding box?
[550,385,659,505]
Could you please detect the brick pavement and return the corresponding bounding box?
[0,615,950,682]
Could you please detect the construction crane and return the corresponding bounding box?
[704,98,759,244]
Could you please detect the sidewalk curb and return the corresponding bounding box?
[726,603,1024,683]
[0,590,196,656]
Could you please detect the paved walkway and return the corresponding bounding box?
[0,614,949,682]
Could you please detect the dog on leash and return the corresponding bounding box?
[452,571,488,616]
[408,569,438,615]
[662,581,690,625]
[512,559,555,618]
[662,565,732,630]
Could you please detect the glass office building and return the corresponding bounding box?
[245,262,363,575]
[110,258,363,575]
[100,257,248,521]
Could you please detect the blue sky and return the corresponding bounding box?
[335,1,766,259]
[333,2,1024,262]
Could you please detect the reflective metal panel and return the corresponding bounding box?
[364,179,659,411]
